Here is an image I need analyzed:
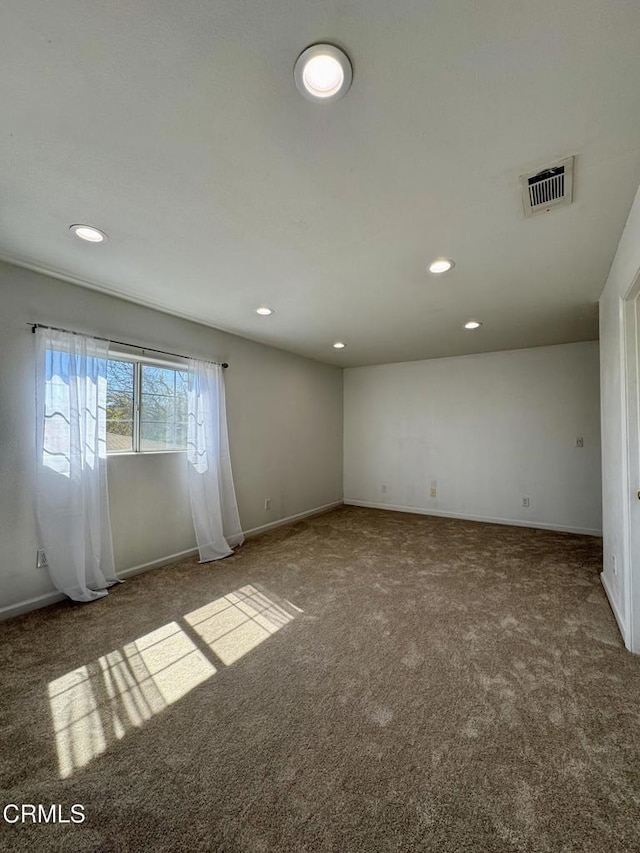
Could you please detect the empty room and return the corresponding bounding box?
[2,2,640,851]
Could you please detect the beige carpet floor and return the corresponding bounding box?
[1,506,639,852]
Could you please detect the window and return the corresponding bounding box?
[106,359,135,453]
[140,364,188,452]
[106,357,189,454]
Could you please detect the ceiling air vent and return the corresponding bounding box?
[521,156,574,217]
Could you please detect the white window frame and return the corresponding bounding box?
[107,348,189,455]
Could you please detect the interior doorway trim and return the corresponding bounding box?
[621,267,640,652]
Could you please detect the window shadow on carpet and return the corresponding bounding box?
[47,584,297,778]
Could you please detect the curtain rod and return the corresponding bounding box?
[29,323,229,368]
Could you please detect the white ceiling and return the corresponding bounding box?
[2,1,640,366]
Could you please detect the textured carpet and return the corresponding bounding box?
[1,506,639,852]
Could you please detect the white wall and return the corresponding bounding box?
[344,342,602,536]
[0,261,343,613]
[599,184,640,647]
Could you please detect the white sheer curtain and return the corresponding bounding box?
[187,359,243,561]
[35,328,120,601]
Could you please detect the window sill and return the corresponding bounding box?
[107,450,188,458]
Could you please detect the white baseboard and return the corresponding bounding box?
[118,547,200,579]
[0,502,344,621]
[343,499,603,538]
[0,590,67,620]
[600,571,629,647]
[0,546,201,621]
[243,500,343,539]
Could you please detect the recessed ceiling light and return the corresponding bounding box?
[294,44,352,103]
[464,320,482,330]
[429,258,455,274]
[333,342,346,349]
[256,307,274,316]
[70,224,107,243]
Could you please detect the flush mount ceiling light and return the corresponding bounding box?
[294,44,352,103]
[256,307,274,316]
[70,224,107,243]
[428,258,455,274]
[333,342,346,349]
[464,320,482,330]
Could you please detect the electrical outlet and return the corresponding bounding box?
[522,497,530,508]
[264,499,271,511]
[36,548,48,569]
[381,483,388,494]
[576,436,584,448]
[430,480,437,498]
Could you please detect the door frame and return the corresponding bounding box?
[622,269,640,652]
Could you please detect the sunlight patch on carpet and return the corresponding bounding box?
[184,584,294,665]
[47,585,296,779]
[48,622,215,778]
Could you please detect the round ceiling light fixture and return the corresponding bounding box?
[294,44,353,103]
[333,342,346,349]
[464,320,482,330]
[429,258,455,274]
[256,307,274,316]
[70,224,107,243]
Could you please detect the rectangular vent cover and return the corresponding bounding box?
[521,156,574,217]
